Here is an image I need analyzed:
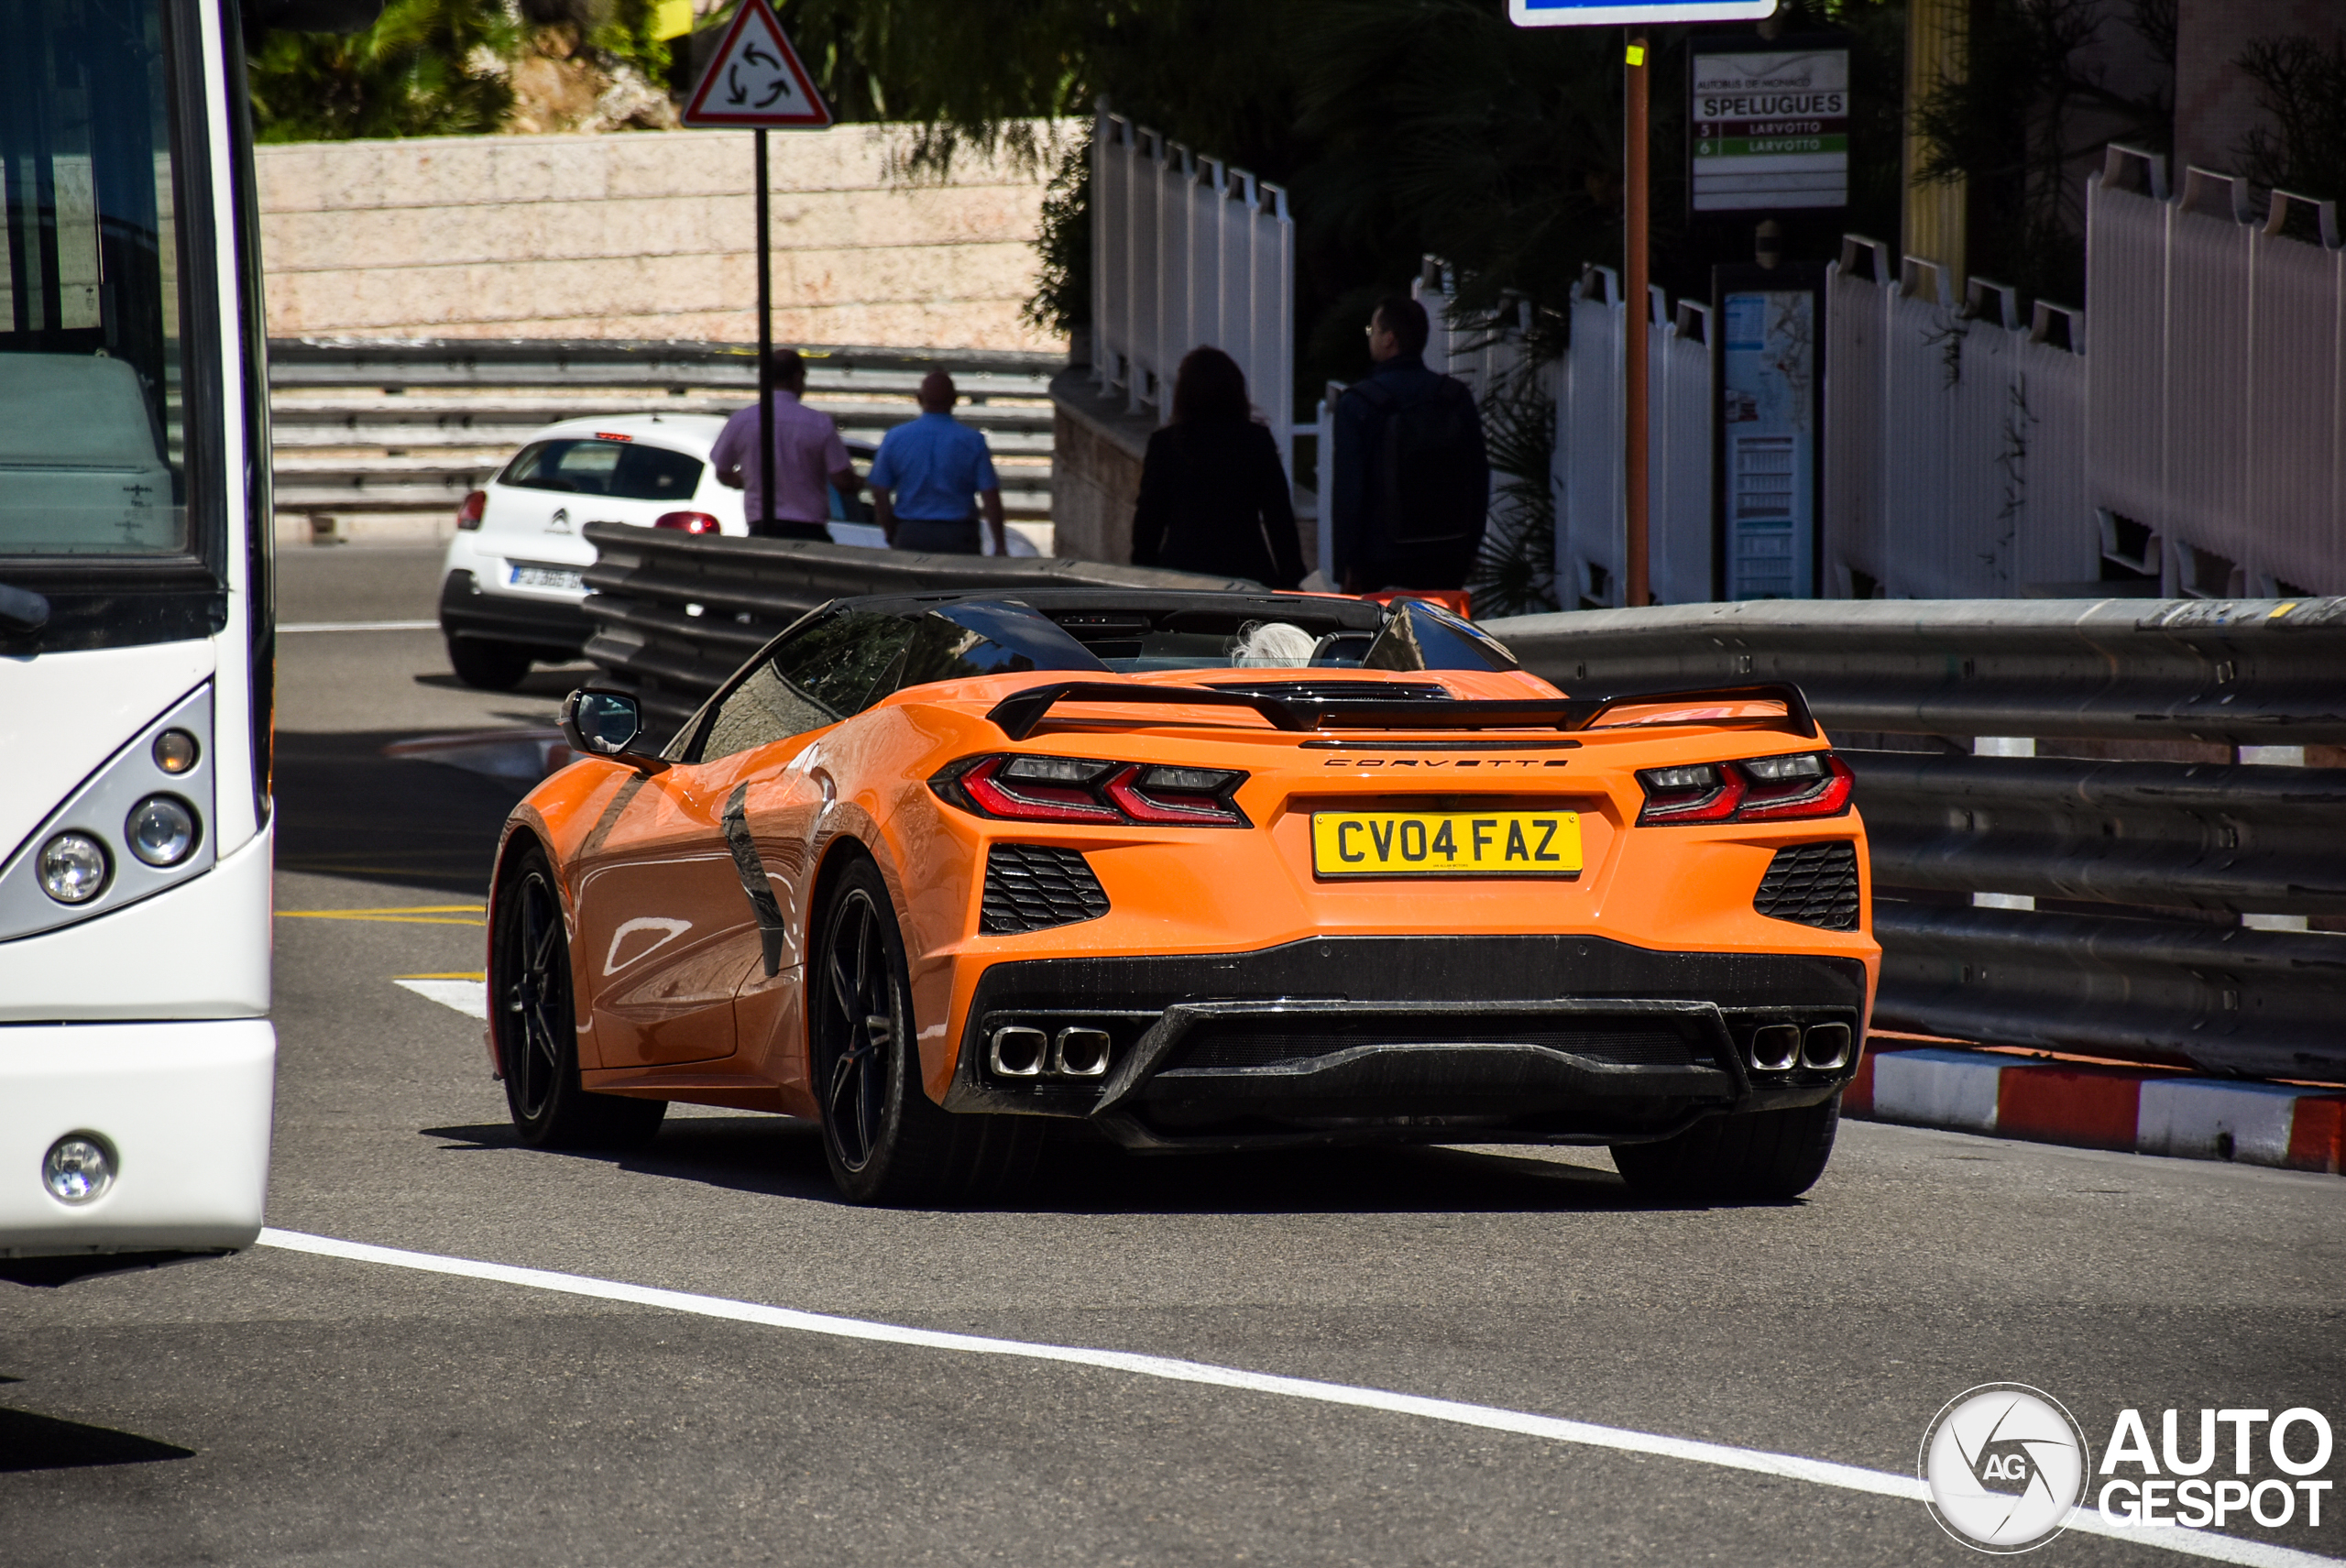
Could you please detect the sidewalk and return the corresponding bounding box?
[1847,1035,2346,1175]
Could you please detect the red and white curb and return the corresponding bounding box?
[1847,1044,2346,1174]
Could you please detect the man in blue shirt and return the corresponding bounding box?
[869,372,1007,555]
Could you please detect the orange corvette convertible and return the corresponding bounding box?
[488,591,1876,1204]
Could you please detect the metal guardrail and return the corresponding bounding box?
[267,338,1064,529]
[1491,596,2346,743]
[1493,596,2346,1081]
[578,521,1250,731]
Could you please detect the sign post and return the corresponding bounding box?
[1623,32,1650,609]
[1508,0,1777,606]
[681,0,831,535]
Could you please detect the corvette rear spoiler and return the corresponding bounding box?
[985,681,1818,742]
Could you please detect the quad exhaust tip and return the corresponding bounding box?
[990,1024,1113,1080]
[990,1025,1047,1078]
[1801,1022,1852,1070]
[1053,1026,1112,1079]
[1749,1025,1801,1072]
[1745,1022,1853,1073]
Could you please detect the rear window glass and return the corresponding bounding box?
[1037,603,1510,674]
[501,438,702,502]
[896,601,1108,691]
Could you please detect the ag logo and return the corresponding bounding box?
[1920,1384,2091,1552]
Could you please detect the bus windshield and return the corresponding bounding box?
[1,0,201,560]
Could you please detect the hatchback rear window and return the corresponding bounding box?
[501,438,702,501]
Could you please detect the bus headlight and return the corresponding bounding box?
[42,1135,115,1203]
[126,795,198,867]
[151,728,201,773]
[38,832,110,903]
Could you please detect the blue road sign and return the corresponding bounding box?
[1510,0,1778,25]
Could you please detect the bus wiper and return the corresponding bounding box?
[0,582,51,632]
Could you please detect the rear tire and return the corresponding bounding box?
[446,634,533,691]
[1610,1096,1839,1202]
[493,845,667,1151]
[810,855,1038,1205]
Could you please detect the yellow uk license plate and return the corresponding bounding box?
[1310,810,1582,877]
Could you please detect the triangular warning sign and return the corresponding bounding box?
[681,0,830,128]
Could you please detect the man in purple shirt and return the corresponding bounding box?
[711,349,860,541]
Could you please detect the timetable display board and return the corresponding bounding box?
[1710,264,1826,601]
[1690,45,1848,213]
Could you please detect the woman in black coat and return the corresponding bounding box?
[1130,346,1308,590]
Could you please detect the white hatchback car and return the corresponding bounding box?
[437,412,897,690]
[439,414,741,689]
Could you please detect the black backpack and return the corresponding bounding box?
[1352,375,1485,549]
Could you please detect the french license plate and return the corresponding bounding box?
[1310,810,1582,877]
[508,562,584,591]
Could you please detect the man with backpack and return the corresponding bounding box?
[1330,295,1490,592]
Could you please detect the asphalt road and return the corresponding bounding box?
[4,544,2341,1566]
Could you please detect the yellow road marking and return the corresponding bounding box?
[400,971,487,981]
[279,905,486,927]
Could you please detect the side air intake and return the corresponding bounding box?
[981,844,1110,935]
[1753,840,1861,931]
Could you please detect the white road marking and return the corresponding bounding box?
[279,620,440,632]
[394,979,488,1019]
[256,1228,2333,1567]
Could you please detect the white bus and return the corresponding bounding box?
[0,0,348,1286]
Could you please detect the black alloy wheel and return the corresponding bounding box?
[818,880,898,1175]
[493,845,666,1150]
[809,855,1040,1205]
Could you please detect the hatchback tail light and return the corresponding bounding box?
[933,754,1250,827]
[455,490,487,530]
[1636,752,1852,825]
[655,510,723,535]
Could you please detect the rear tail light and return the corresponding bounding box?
[934,754,1250,827]
[455,490,487,530]
[1637,752,1851,825]
[655,510,723,535]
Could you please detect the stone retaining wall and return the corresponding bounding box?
[256,124,1065,350]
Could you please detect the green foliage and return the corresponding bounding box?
[582,0,674,79]
[1908,0,2172,303]
[2235,31,2346,213]
[1025,134,1092,337]
[1283,0,1620,343]
[247,0,522,141]
[794,0,1911,404]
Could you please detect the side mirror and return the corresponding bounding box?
[561,688,663,770]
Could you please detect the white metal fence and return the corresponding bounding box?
[1554,267,1716,608]
[2087,148,2346,598]
[1824,241,2092,598]
[1549,145,2346,604]
[1092,130,2342,605]
[1090,104,1295,477]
